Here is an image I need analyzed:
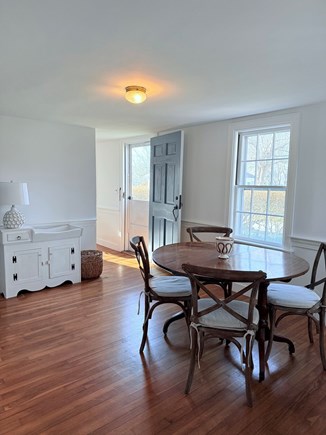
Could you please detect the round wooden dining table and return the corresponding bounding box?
[152,241,309,381]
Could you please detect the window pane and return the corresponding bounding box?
[257,133,273,159]
[240,161,256,185]
[236,212,250,237]
[266,216,284,244]
[250,214,266,240]
[268,191,285,215]
[272,160,288,186]
[131,146,150,200]
[274,131,290,157]
[252,190,267,213]
[243,189,251,212]
[245,135,257,160]
[256,161,272,185]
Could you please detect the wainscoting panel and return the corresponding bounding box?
[97,207,122,251]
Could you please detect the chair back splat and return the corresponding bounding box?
[130,236,192,353]
[186,226,233,242]
[182,263,266,407]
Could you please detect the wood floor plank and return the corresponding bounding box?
[0,245,325,434]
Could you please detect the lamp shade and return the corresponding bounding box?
[0,182,30,206]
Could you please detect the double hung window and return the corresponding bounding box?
[233,127,291,247]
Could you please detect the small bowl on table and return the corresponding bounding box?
[215,236,234,259]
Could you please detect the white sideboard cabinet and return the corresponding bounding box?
[0,226,82,298]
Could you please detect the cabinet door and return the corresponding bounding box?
[11,248,43,284]
[48,245,76,278]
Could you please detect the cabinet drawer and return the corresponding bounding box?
[6,231,31,242]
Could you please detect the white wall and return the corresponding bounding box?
[0,116,96,249]
[181,121,230,225]
[293,103,326,240]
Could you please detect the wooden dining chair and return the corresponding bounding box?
[186,225,233,242]
[186,225,234,298]
[182,263,266,407]
[130,236,192,353]
[266,242,326,369]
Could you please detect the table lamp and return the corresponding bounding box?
[0,181,30,229]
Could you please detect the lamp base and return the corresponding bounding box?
[3,205,25,229]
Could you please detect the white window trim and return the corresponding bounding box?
[226,112,300,251]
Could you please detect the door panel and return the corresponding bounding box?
[129,200,149,243]
[149,131,183,252]
[166,163,176,204]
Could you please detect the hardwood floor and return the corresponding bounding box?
[0,246,325,434]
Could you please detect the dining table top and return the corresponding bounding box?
[152,241,310,282]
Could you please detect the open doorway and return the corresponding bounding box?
[124,142,150,250]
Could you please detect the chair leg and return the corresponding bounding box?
[265,306,276,362]
[308,317,314,343]
[185,300,192,327]
[319,310,326,370]
[199,331,205,360]
[244,334,254,407]
[249,347,254,370]
[185,327,198,394]
[139,296,150,353]
[221,281,232,298]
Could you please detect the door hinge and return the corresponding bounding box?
[12,256,17,263]
[13,273,18,281]
[71,247,75,254]
[71,264,75,270]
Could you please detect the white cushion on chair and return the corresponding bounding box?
[149,276,192,297]
[197,298,259,330]
[267,283,320,308]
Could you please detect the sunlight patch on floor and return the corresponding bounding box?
[102,251,139,269]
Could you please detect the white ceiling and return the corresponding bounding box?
[1,0,326,140]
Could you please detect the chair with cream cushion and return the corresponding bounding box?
[182,263,266,407]
[266,242,326,369]
[130,236,192,353]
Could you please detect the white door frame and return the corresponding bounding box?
[121,135,152,251]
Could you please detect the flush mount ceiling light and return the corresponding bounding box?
[125,85,147,104]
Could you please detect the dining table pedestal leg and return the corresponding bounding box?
[163,311,185,334]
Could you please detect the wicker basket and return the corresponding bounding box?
[81,250,103,280]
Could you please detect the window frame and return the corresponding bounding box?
[227,113,299,251]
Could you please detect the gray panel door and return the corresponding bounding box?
[149,131,183,252]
